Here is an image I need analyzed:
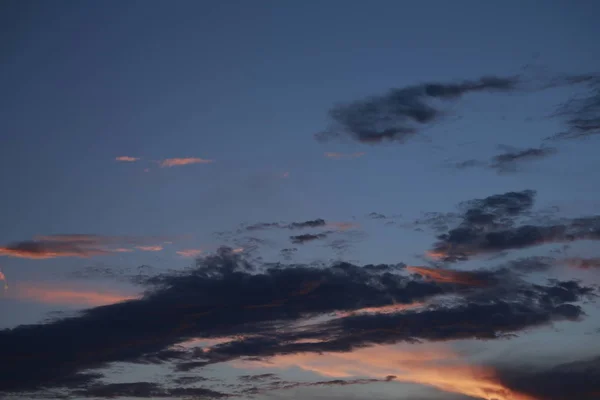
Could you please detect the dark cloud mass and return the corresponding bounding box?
[317,75,518,143]
[0,248,593,396]
[428,190,600,261]
[497,355,600,400]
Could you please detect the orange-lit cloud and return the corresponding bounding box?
[115,156,140,162]
[9,283,138,306]
[232,247,244,253]
[0,235,175,259]
[324,152,365,160]
[136,245,163,252]
[235,344,536,400]
[336,302,425,317]
[176,249,203,258]
[159,158,214,167]
[406,266,487,286]
[0,268,7,291]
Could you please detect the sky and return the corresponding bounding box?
[1,0,600,399]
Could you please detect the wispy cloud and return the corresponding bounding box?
[176,249,203,258]
[8,283,138,306]
[0,234,173,259]
[135,245,163,252]
[454,146,558,174]
[549,76,600,140]
[324,152,365,160]
[115,156,140,162]
[159,158,214,167]
[235,344,536,400]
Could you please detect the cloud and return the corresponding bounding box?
[497,355,600,400]
[549,77,600,140]
[0,249,592,395]
[453,146,557,174]
[290,233,329,244]
[0,268,8,291]
[426,190,600,262]
[135,245,163,252]
[159,158,214,167]
[244,219,327,231]
[562,257,600,270]
[176,249,203,258]
[316,75,518,144]
[406,266,493,286]
[72,381,228,398]
[0,235,171,259]
[324,152,365,159]
[489,146,558,172]
[236,344,536,400]
[115,156,140,162]
[8,282,138,307]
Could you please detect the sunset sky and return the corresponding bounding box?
[1,1,600,399]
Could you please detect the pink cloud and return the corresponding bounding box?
[8,282,138,306]
[159,158,214,167]
[115,156,140,162]
[136,245,163,252]
[176,249,203,258]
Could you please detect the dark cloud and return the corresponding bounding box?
[72,382,228,398]
[427,190,600,261]
[316,75,518,144]
[497,355,600,400]
[288,219,327,229]
[194,279,591,365]
[240,376,393,395]
[367,212,387,219]
[451,146,558,174]
[290,232,329,244]
[549,77,600,140]
[0,248,594,397]
[489,146,558,172]
[244,219,327,232]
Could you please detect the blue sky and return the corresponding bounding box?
[1,1,600,399]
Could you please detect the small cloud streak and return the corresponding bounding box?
[0,235,172,259]
[9,283,138,306]
[136,245,163,252]
[324,152,365,160]
[176,249,203,258]
[159,158,214,167]
[235,344,536,400]
[406,266,489,286]
[115,156,140,162]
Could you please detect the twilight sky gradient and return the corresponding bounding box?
[1,1,600,399]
